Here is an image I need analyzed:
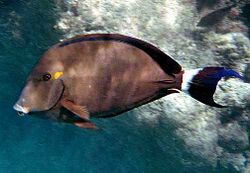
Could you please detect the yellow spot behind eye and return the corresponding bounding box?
[52,71,63,80]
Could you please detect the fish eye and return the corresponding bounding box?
[42,73,51,81]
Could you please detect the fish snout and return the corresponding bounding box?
[13,103,30,116]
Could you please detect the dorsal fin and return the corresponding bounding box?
[58,34,182,75]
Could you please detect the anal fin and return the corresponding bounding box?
[74,121,98,130]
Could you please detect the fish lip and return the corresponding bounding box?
[13,104,29,116]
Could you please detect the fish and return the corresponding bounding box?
[13,34,244,129]
[197,4,237,27]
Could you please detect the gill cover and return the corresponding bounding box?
[39,71,64,110]
[45,79,65,110]
[41,71,64,110]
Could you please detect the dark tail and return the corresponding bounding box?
[181,67,244,107]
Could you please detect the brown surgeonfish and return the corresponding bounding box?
[13,34,244,129]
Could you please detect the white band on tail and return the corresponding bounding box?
[181,68,202,93]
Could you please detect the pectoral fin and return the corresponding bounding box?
[61,100,98,130]
[61,99,97,129]
[61,99,90,120]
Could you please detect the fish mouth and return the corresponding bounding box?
[13,104,30,116]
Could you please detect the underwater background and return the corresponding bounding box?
[0,0,250,172]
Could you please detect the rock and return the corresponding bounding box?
[135,78,250,168]
[219,152,247,172]
[202,32,250,71]
[218,122,249,153]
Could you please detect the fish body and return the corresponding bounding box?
[13,34,244,129]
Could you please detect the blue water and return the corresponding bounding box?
[0,1,227,173]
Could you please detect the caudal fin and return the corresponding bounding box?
[181,67,244,107]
